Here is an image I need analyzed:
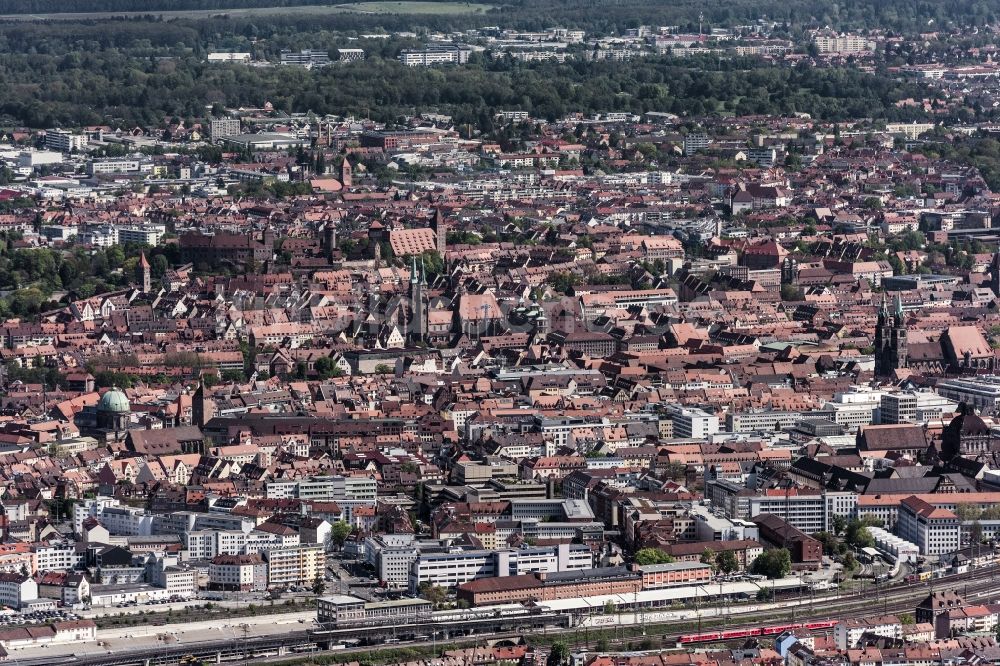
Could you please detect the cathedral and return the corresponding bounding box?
[875,294,907,377]
[908,326,997,374]
[875,293,997,376]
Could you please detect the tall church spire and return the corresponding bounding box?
[409,255,427,344]
[875,292,907,378]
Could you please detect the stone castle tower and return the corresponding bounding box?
[432,208,447,255]
[341,158,353,189]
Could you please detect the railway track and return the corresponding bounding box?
[557,590,991,655]
[16,567,1000,665]
[578,570,1000,650]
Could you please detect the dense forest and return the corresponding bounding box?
[0,238,178,317]
[0,19,936,129]
[0,0,983,129]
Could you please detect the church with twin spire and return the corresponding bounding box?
[874,293,907,377]
[408,255,429,344]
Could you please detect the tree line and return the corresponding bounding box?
[0,39,937,129]
[0,239,177,317]
[0,0,983,130]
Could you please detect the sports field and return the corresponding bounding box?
[0,1,495,20]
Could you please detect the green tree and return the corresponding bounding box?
[549,271,579,294]
[971,521,984,543]
[813,531,841,556]
[314,356,342,380]
[420,250,444,276]
[842,551,858,572]
[751,548,791,579]
[418,582,448,607]
[700,548,716,572]
[330,521,352,549]
[845,518,876,549]
[889,230,926,251]
[547,641,570,666]
[832,514,848,535]
[8,288,46,315]
[221,369,245,383]
[717,550,739,574]
[106,245,125,269]
[634,548,675,566]
[151,254,169,277]
[312,575,326,596]
[955,503,982,522]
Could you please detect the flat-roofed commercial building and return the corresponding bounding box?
[317,595,432,627]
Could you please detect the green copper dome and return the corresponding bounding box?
[97,387,130,414]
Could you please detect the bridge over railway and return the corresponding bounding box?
[309,610,572,646]
[10,614,572,666]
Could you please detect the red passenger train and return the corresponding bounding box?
[677,619,838,644]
